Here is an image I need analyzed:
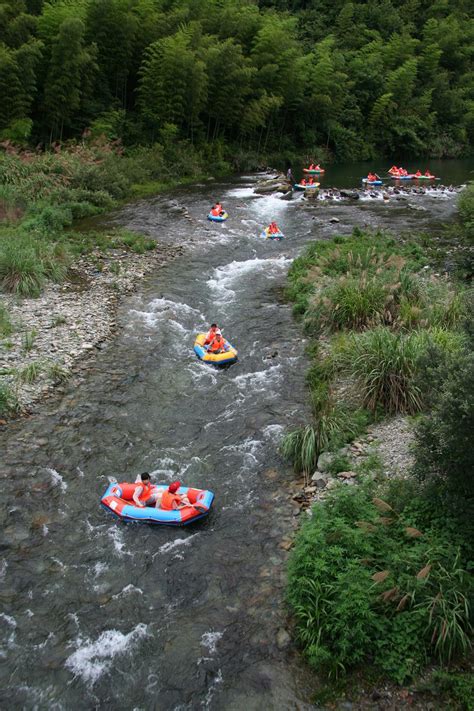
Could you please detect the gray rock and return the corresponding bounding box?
[329,217,340,223]
[276,628,291,650]
[317,451,334,472]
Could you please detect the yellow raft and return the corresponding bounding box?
[194,333,238,365]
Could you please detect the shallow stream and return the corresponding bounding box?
[0,171,466,709]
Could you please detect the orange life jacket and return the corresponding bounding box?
[161,490,182,510]
[119,481,152,502]
[204,327,218,344]
[415,170,421,177]
[208,337,224,353]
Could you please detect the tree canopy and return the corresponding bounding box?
[0,0,473,157]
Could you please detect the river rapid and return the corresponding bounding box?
[0,174,464,709]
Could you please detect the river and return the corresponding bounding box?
[0,169,468,709]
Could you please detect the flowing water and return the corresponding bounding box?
[0,169,467,709]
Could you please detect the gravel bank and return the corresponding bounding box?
[0,244,183,417]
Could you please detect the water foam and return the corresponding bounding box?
[153,532,200,557]
[201,630,223,655]
[65,623,148,684]
[233,364,282,393]
[47,468,67,492]
[112,584,143,599]
[225,187,256,198]
[207,257,291,300]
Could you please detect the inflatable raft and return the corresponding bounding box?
[260,227,284,240]
[362,178,383,185]
[414,175,439,181]
[194,333,238,365]
[294,182,320,190]
[389,174,415,180]
[303,168,325,174]
[207,212,228,222]
[101,482,215,526]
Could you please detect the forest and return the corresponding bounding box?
[1,0,473,159]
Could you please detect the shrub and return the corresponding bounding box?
[413,350,474,493]
[287,480,473,682]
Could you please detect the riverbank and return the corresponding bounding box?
[0,240,183,418]
[0,138,230,418]
[282,217,473,707]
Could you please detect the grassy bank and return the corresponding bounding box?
[283,225,473,705]
[0,136,230,417]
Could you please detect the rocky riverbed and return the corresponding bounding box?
[0,243,183,417]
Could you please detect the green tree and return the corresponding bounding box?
[43,17,97,141]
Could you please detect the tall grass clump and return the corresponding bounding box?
[0,236,45,296]
[0,304,13,337]
[0,234,70,296]
[281,384,369,476]
[0,381,20,417]
[339,327,427,414]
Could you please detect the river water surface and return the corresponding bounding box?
[0,171,467,709]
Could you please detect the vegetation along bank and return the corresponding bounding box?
[282,188,474,707]
[0,139,211,418]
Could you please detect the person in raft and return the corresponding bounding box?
[210,202,224,217]
[300,178,307,186]
[367,172,380,181]
[415,170,422,177]
[207,332,228,354]
[161,481,191,510]
[133,472,163,508]
[204,323,221,345]
[268,221,280,234]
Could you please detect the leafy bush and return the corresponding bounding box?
[413,350,474,493]
[288,480,473,682]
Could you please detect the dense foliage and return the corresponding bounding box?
[288,477,474,684]
[1,0,473,158]
[282,230,469,473]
